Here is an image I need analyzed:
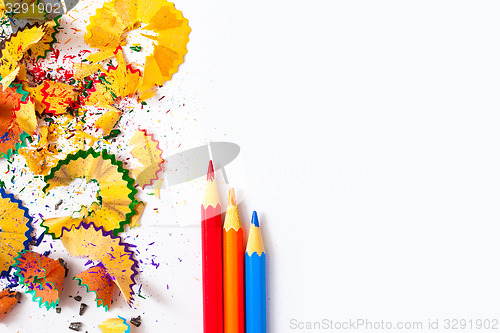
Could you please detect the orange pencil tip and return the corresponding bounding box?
[228,188,237,206]
[207,160,215,181]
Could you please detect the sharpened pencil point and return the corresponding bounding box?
[251,211,259,227]
[228,188,236,206]
[207,160,215,181]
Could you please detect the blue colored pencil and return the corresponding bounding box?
[245,211,266,333]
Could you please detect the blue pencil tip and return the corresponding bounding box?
[251,211,259,227]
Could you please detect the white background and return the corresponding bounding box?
[196,0,500,332]
[3,0,500,332]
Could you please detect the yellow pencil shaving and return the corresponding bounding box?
[247,224,265,256]
[223,188,241,231]
[0,66,19,89]
[16,98,36,135]
[86,49,115,64]
[130,201,146,228]
[73,62,102,80]
[95,104,122,135]
[0,24,46,79]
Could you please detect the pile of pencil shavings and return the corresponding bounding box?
[0,0,190,323]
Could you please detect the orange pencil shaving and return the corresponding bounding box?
[0,288,21,320]
[223,188,244,333]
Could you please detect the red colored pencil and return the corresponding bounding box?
[201,160,223,333]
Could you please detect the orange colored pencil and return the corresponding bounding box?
[223,188,244,333]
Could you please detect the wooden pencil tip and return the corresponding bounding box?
[228,188,236,206]
[207,160,215,181]
[251,211,259,227]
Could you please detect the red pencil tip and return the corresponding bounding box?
[207,160,215,181]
